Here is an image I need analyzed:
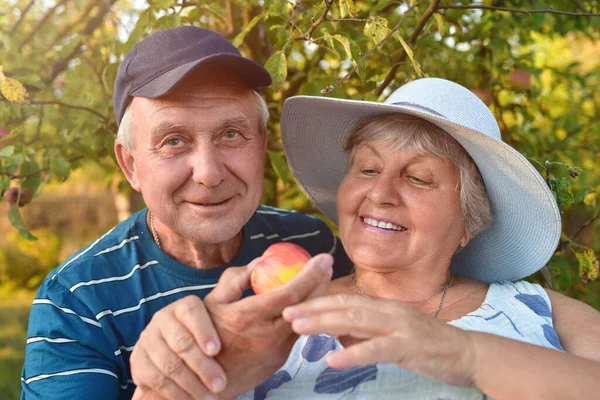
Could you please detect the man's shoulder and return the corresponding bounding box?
[45,210,150,289]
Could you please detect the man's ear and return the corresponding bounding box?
[261,128,268,152]
[114,141,141,192]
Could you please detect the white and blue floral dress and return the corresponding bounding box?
[238,281,563,400]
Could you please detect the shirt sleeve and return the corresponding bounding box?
[21,277,126,400]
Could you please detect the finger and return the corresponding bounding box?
[131,343,194,400]
[205,264,253,304]
[245,253,334,316]
[160,316,227,394]
[133,387,169,400]
[290,309,391,338]
[172,296,222,357]
[283,293,391,322]
[326,336,402,370]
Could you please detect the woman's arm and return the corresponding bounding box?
[283,293,600,399]
[546,288,600,360]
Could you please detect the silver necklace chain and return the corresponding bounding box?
[351,271,454,319]
[150,212,161,250]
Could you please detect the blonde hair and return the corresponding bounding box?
[345,113,492,240]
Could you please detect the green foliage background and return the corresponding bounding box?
[0,0,599,398]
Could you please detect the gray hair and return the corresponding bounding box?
[345,113,493,241]
[116,91,269,150]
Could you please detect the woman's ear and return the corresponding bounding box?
[114,141,141,192]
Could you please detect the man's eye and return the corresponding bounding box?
[166,138,182,146]
[361,169,377,176]
[223,130,240,139]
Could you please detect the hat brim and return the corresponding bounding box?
[131,53,272,99]
[281,96,561,283]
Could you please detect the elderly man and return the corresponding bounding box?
[21,26,352,400]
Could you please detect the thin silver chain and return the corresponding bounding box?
[351,271,454,319]
[150,212,161,250]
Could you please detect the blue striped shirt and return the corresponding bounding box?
[21,206,353,399]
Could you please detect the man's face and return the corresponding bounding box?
[119,72,266,245]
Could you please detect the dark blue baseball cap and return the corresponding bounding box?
[114,26,272,125]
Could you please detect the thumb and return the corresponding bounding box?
[205,258,260,304]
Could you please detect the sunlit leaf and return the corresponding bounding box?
[1,77,29,104]
[8,205,37,241]
[575,248,599,284]
[0,145,14,158]
[549,176,574,209]
[394,33,423,77]
[20,159,41,195]
[364,16,389,44]
[233,14,265,47]
[264,51,287,89]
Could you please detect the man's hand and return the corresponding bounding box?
[205,253,334,399]
[131,253,334,400]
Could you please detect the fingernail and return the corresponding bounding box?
[293,318,308,329]
[204,394,216,400]
[319,255,333,276]
[247,257,262,272]
[205,340,219,356]
[283,306,300,319]
[211,377,225,392]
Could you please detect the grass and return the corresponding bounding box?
[0,288,34,400]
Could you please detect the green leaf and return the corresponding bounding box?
[20,158,41,195]
[434,13,447,35]
[264,51,287,89]
[0,175,9,194]
[8,205,37,241]
[575,248,599,284]
[267,150,290,183]
[232,14,265,47]
[0,145,14,158]
[549,255,572,291]
[267,0,288,17]
[364,17,390,44]
[50,153,71,178]
[549,176,574,209]
[394,32,423,77]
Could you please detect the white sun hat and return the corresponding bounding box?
[281,78,561,283]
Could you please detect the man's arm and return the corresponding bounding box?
[21,279,124,400]
[131,253,334,400]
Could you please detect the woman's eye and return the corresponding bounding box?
[361,169,377,176]
[409,176,427,184]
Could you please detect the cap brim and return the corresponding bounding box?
[131,53,271,99]
[281,96,561,283]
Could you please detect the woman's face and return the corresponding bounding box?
[336,140,468,272]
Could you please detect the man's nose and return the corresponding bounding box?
[191,143,226,188]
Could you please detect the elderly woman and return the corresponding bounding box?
[241,78,600,399]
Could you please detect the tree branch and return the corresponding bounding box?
[321,0,424,94]
[41,0,98,57]
[45,0,118,84]
[287,0,335,46]
[559,206,600,250]
[31,100,108,121]
[375,0,440,96]
[8,0,36,36]
[19,0,70,49]
[438,4,600,17]
[1,155,85,179]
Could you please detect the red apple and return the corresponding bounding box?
[251,242,312,294]
[5,187,32,207]
[0,127,13,148]
[507,70,531,91]
[471,88,494,106]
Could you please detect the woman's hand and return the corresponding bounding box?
[282,294,477,387]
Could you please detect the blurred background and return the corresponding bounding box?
[1,0,599,398]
